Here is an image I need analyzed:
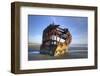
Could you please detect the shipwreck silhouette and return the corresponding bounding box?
[40,23,72,56]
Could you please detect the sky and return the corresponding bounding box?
[28,15,88,45]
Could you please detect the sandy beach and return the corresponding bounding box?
[28,49,88,61]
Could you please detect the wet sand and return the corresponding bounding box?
[28,50,88,61]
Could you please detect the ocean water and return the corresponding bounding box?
[28,48,88,61]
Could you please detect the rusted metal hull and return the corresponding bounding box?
[40,23,72,56]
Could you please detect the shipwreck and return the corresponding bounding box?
[40,23,72,56]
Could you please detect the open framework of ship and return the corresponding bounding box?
[40,23,72,56]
